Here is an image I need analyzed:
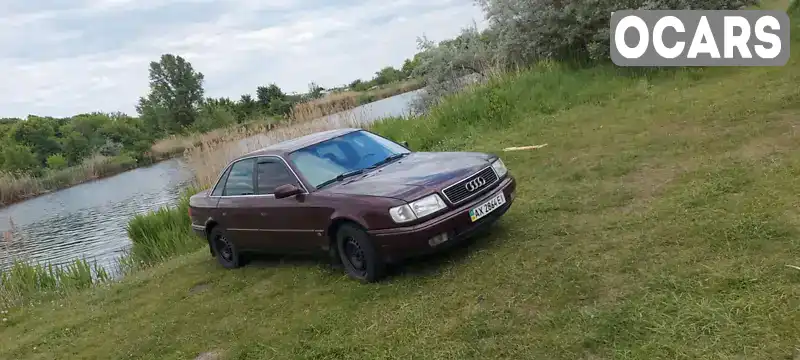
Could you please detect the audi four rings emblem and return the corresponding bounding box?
[464,177,486,192]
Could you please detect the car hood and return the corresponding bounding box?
[324,151,495,201]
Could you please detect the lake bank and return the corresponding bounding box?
[0,81,424,211]
[0,122,265,210]
[3,44,800,356]
[0,89,424,280]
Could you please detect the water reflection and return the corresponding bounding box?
[0,159,196,272]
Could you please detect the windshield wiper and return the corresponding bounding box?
[315,169,365,189]
[369,152,409,169]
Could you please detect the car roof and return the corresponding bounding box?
[237,127,362,159]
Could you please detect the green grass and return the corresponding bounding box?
[2,11,800,359]
[0,259,110,309]
[125,186,206,268]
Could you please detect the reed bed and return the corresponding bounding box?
[150,119,278,160]
[1,221,111,308]
[0,154,138,207]
[289,80,423,123]
[0,259,110,308]
[125,187,205,266]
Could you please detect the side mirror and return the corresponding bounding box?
[274,184,303,199]
[400,141,410,150]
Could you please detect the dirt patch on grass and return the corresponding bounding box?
[735,111,800,161]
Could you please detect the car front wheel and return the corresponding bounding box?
[209,227,242,269]
[336,224,385,283]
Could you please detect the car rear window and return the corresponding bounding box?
[223,158,255,196]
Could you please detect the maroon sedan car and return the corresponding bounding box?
[188,128,516,282]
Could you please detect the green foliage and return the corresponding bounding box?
[125,187,205,266]
[8,116,62,164]
[60,131,92,166]
[401,54,422,77]
[256,84,285,106]
[373,66,406,85]
[194,105,237,133]
[267,98,293,116]
[0,258,110,308]
[357,93,377,105]
[477,0,757,64]
[45,154,68,170]
[136,54,205,134]
[0,142,39,174]
[98,140,124,157]
[411,25,494,112]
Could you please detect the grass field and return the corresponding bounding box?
[2,9,800,360]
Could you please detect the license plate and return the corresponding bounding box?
[469,192,506,222]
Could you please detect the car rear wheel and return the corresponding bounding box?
[209,227,242,269]
[336,224,385,283]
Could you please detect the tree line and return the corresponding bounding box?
[0,51,424,177]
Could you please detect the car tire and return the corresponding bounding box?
[209,227,243,269]
[336,224,385,283]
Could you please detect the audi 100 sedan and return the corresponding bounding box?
[188,128,516,282]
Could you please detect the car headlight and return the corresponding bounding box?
[389,194,447,223]
[389,204,416,223]
[491,158,508,178]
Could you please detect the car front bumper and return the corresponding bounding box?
[368,175,516,263]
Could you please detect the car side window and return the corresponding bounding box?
[256,157,301,195]
[210,166,232,196]
[223,158,256,196]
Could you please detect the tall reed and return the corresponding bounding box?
[125,186,205,267]
[0,154,138,207]
[288,80,424,123]
[1,221,111,307]
[0,259,111,307]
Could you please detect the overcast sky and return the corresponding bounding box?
[0,0,485,119]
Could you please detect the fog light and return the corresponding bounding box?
[428,233,450,247]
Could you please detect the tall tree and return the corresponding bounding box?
[373,66,405,85]
[256,83,285,108]
[136,54,205,134]
[236,94,258,122]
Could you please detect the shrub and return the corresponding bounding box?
[194,106,237,133]
[476,0,758,65]
[0,143,39,174]
[45,154,68,171]
[98,140,124,157]
[357,93,376,105]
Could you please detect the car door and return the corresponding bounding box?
[253,156,323,254]
[213,157,269,251]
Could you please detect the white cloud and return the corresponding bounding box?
[0,0,484,118]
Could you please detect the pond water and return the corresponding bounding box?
[0,89,423,273]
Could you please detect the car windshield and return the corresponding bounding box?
[288,130,410,188]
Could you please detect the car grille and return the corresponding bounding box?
[442,166,499,205]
